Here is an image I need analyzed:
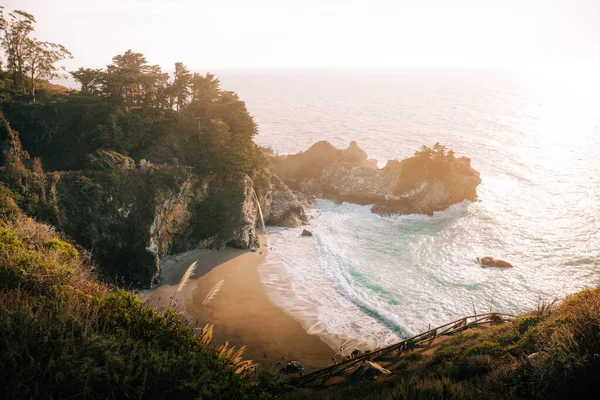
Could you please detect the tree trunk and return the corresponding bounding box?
[31,69,36,103]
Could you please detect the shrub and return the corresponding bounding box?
[86,149,135,170]
[0,184,21,219]
[47,237,79,261]
[517,316,539,334]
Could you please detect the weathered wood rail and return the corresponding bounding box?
[290,312,515,387]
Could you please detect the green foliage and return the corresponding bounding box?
[188,174,250,248]
[0,222,75,295]
[394,142,457,194]
[463,340,505,357]
[517,316,539,334]
[0,184,21,218]
[54,166,190,286]
[86,149,135,170]
[47,237,78,261]
[0,226,21,248]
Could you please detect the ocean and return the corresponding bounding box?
[218,68,600,347]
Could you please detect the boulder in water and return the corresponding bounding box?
[352,361,391,381]
[478,257,513,268]
[301,229,313,237]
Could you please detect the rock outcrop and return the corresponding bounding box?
[262,175,307,227]
[273,141,481,216]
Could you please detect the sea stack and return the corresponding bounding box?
[272,141,481,216]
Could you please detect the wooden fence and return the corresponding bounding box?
[290,312,515,387]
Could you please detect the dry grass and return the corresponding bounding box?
[167,261,197,307]
[202,279,225,305]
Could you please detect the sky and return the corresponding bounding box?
[3,0,600,71]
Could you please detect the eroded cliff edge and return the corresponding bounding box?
[273,141,481,216]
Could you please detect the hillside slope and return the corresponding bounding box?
[287,288,600,399]
[0,206,285,399]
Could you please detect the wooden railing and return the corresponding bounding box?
[290,312,515,387]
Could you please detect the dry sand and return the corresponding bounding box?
[145,233,336,369]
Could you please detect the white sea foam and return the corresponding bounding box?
[259,223,400,349]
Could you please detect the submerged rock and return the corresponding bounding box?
[478,257,513,268]
[301,229,313,237]
[352,361,391,381]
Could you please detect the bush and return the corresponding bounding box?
[517,316,539,334]
[0,184,21,219]
[86,149,135,170]
[47,237,79,261]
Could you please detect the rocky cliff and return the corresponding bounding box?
[48,164,305,287]
[273,141,481,216]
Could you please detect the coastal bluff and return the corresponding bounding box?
[273,141,481,216]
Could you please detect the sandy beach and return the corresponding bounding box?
[145,233,336,369]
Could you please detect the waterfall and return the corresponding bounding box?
[252,188,265,230]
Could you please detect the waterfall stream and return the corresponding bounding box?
[252,188,265,230]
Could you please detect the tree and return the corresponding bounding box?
[23,38,72,102]
[141,64,169,108]
[71,67,104,94]
[187,72,220,121]
[103,50,170,110]
[0,8,71,101]
[171,62,191,111]
[0,6,6,33]
[104,50,149,109]
[212,90,257,139]
[0,10,35,92]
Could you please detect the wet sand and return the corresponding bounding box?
[145,233,336,369]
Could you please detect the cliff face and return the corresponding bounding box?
[48,165,304,287]
[274,141,481,216]
[263,175,308,227]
